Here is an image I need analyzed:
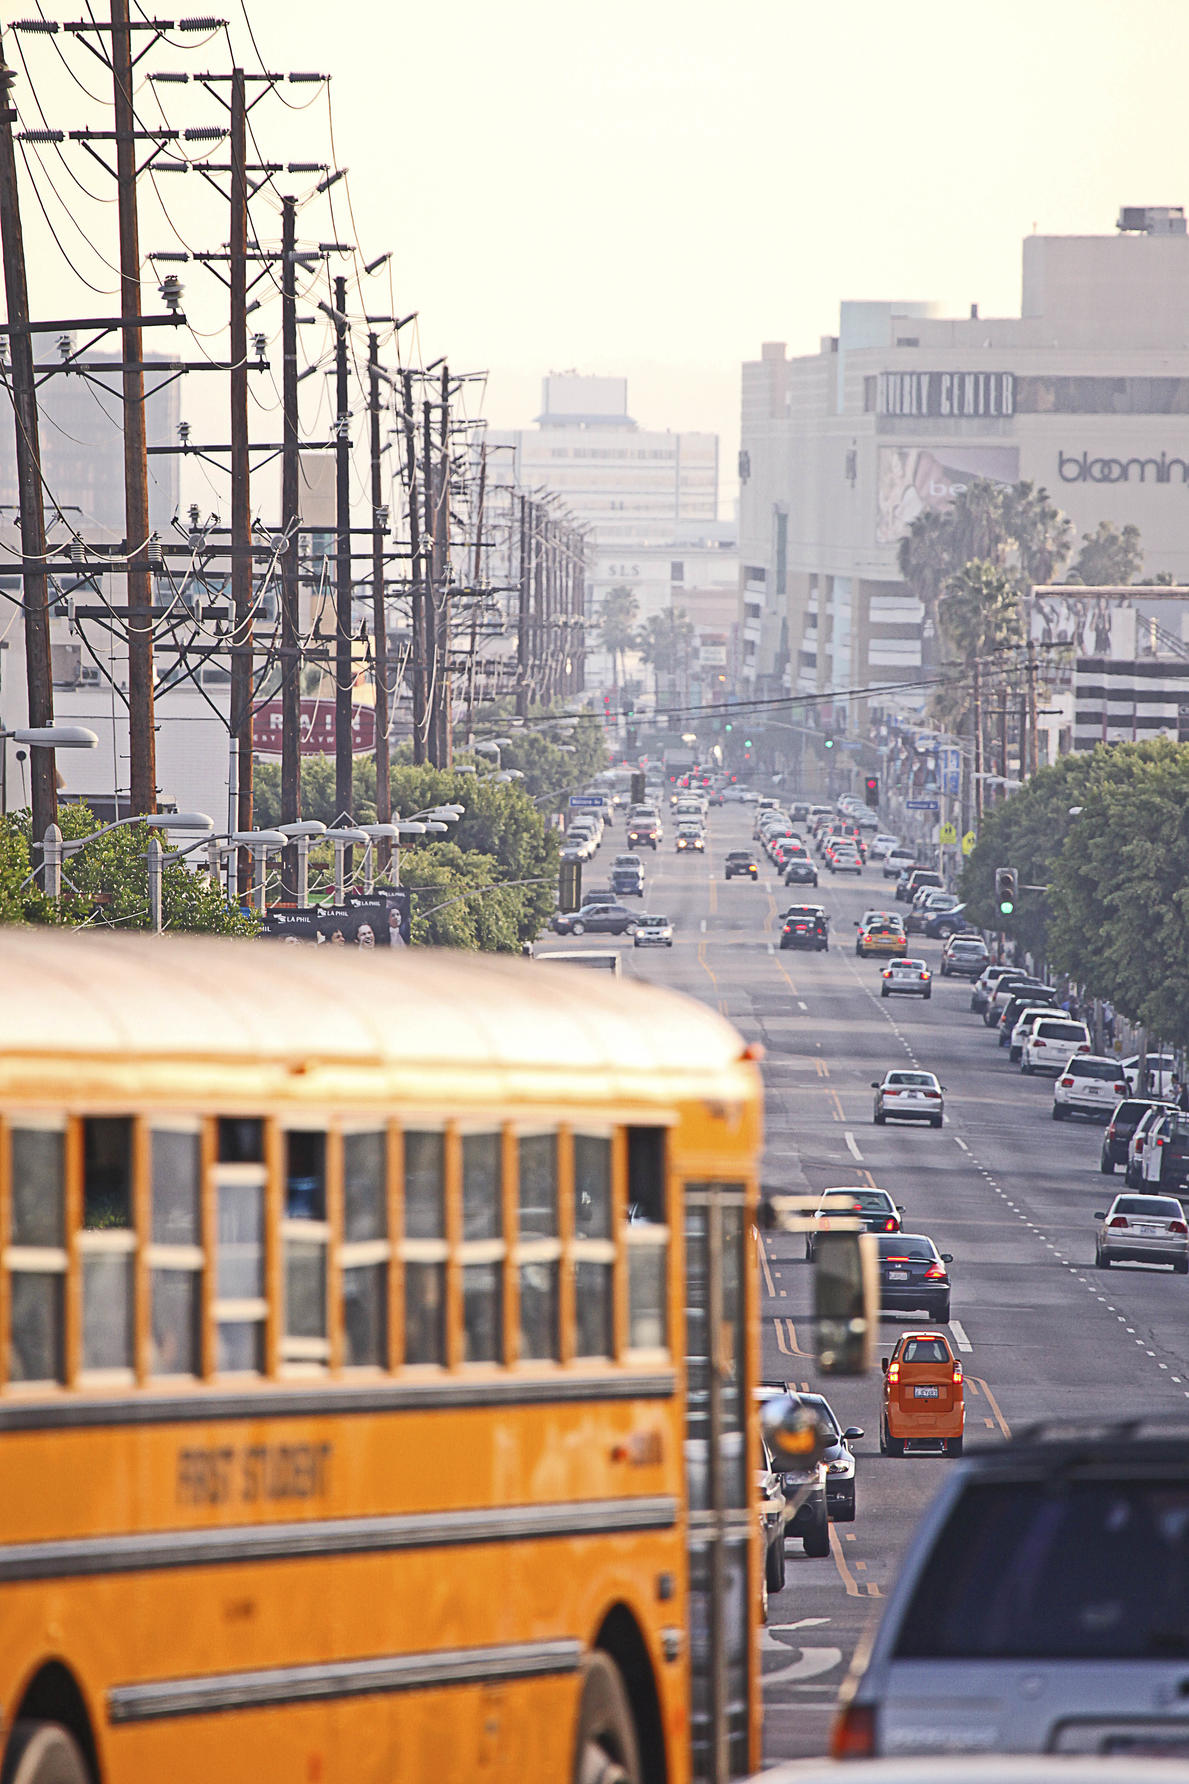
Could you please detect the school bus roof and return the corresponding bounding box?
[0,932,758,1112]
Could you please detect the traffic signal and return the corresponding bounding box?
[744,737,753,749]
[995,867,1017,916]
[724,721,733,733]
[559,859,582,913]
[823,735,835,751]
[864,775,879,810]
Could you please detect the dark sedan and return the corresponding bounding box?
[876,1231,953,1323]
[780,905,829,951]
[783,856,819,887]
[724,851,758,880]
[552,901,639,937]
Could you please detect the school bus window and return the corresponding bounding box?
[626,1127,669,1354]
[148,1126,202,1378]
[283,1132,329,1367]
[573,1131,613,1359]
[403,1129,445,1366]
[8,1124,66,1385]
[215,1163,266,1375]
[461,1131,503,1363]
[218,1116,264,1165]
[341,1129,388,1368]
[80,1117,134,1376]
[517,1132,560,1362]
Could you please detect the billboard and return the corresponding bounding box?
[1030,594,1137,661]
[260,890,411,947]
[876,445,1020,545]
[253,697,376,757]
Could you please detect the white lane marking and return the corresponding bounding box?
[953,1136,969,1152]
[844,1131,863,1162]
[949,1319,973,1354]
[768,1618,831,1632]
[700,918,707,933]
[797,1000,808,1012]
[760,1645,844,1686]
[767,941,775,954]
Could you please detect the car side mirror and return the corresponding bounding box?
[871,1081,879,1089]
[940,1252,953,1263]
[1094,1212,1106,1220]
[880,1357,888,1373]
[843,1426,864,1441]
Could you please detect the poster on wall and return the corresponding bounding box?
[876,446,1020,545]
[260,890,411,946]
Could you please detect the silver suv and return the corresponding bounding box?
[832,1422,1189,1759]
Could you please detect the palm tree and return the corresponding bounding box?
[638,608,696,706]
[598,585,639,693]
[1002,481,1074,588]
[898,507,953,670]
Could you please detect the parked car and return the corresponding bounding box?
[1095,1192,1189,1271]
[868,833,900,860]
[1053,1055,1130,1121]
[758,1437,789,1595]
[1020,1016,1092,1074]
[970,963,1030,1015]
[1101,1097,1171,1175]
[1139,1109,1189,1191]
[883,845,917,881]
[896,867,942,904]
[724,850,758,880]
[879,1328,963,1454]
[1122,1052,1179,1097]
[924,904,978,941]
[905,891,962,935]
[940,935,989,978]
[1124,1102,1177,1186]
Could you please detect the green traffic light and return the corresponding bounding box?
[999,899,1015,916]
[745,738,753,748]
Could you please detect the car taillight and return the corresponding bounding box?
[1171,1221,1188,1235]
[1157,1137,1167,1147]
[1060,1077,1074,1087]
[886,1361,899,1383]
[1115,1083,1127,1094]
[925,1090,941,1099]
[882,970,893,978]
[883,1088,899,1096]
[919,972,928,981]
[1107,1123,1116,1138]
[952,1362,963,1384]
[1078,1044,1091,1052]
[884,1217,896,1230]
[1035,1040,1046,1047]
[924,1265,946,1279]
[1108,1216,1129,1228]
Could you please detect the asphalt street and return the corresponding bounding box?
[544,801,1189,1765]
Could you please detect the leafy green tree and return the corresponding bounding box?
[598,585,639,690]
[0,818,60,925]
[1067,521,1143,587]
[960,753,1096,960]
[398,842,524,950]
[637,608,696,689]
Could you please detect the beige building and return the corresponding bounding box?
[739,208,1189,731]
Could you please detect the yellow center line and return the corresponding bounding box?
[757,1237,776,1299]
[773,1317,789,1357]
[784,1318,807,1357]
[972,1376,1012,1439]
[858,1168,878,1189]
[697,939,717,989]
[829,1522,863,1597]
[829,1089,845,1122]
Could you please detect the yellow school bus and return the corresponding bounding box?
[0,933,763,1784]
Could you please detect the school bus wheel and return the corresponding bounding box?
[572,1651,642,1784]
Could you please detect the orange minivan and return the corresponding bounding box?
[879,1330,965,1456]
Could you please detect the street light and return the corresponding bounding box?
[1,725,98,815]
[43,810,214,902]
[275,820,327,906]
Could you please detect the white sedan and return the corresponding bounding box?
[1094,1192,1189,1271]
[872,1069,945,1128]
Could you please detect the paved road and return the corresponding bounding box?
[543,802,1189,1765]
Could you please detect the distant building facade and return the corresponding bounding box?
[739,208,1189,733]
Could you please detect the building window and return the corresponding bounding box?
[670,561,685,583]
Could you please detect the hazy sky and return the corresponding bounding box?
[14,0,1189,513]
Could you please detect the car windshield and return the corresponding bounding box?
[1070,1059,1123,1080]
[728,852,752,861]
[900,1338,951,1364]
[642,916,669,926]
[791,1393,841,1437]
[878,1237,937,1261]
[893,1478,1189,1661]
[887,1073,936,1086]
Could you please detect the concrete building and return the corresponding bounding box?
[738,209,1189,734]
[490,374,729,696]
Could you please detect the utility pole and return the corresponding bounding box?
[972,656,984,825]
[368,332,391,851]
[433,363,452,768]
[516,495,530,720]
[280,194,301,893]
[422,398,438,763]
[111,0,156,815]
[465,438,487,745]
[333,275,353,825]
[0,46,56,855]
[532,509,545,710]
[228,67,253,895]
[400,370,426,763]
[1026,636,1039,776]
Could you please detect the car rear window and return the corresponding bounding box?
[877,1237,936,1261]
[1069,1059,1124,1080]
[1115,1197,1183,1216]
[820,1192,894,1215]
[900,1338,950,1364]
[1036,1022,1087,1041]
[893,1478,1189,1660]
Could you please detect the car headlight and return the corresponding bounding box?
[825,1455,855,1477]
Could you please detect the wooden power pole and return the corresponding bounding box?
[280,193,301,888]
[333,275,353,823]
[229,67,254,891]
[0,46,56,853]
[368,332,391,840]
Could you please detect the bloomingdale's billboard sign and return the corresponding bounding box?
[1059,450,1189,485]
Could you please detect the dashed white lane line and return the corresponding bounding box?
[700,918,707,933]
[797,1000,808,1012]
[844,1131,863,1162]
[949,1319,973,1354]
[953,1136,969,1152]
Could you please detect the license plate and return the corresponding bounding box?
[1137,1226,1162,1236]
[887,1270,909,1281]
[914,1386,940,1398]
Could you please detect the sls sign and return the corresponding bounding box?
[1059,450,1189,486]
